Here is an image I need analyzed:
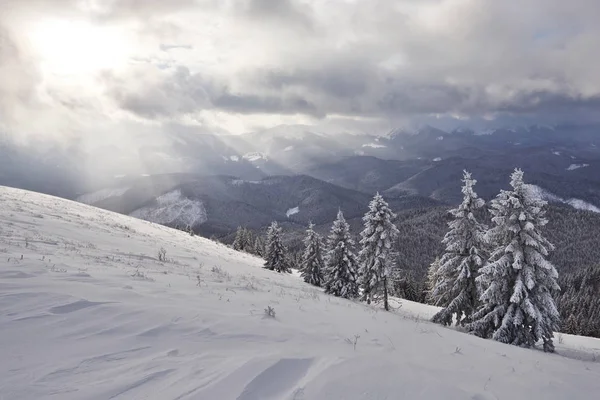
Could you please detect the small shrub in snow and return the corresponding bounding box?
[264,306,276,318]
[211,265,231,281]
[345,334,360,351]
[158,247,167,262]
[130,268,155,282]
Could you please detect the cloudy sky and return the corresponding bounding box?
[1,0,600,143]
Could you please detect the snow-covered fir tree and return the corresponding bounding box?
[357,193,399,310]
[233,227,254,252]
[253,235,264,257]
[324,210,359,299]
[468,169,560,352]
[431,171,487,326]
[263,222,290,273]
[425,256,442,305]
[232,226,245,251]
[244,229,254,251]
[300,223,325,287]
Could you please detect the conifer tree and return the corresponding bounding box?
[243,228,254,251]
[300,223,325,287]
[358,193,399,310]
[324,210,359,299]
[232,226,245,251]
[468,169,560,352]
[431,171,487,326]
[263,222,290,273]
[253,235,265,257]
[425,256,442,305]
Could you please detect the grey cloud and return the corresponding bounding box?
[105,65,320,118]
[89,0,201,22]
[242,0,313,29]
[0,25,40,121]
[4,0,600,135]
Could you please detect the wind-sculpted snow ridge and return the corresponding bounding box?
[1,185,599,399]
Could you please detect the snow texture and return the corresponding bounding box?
[361,143,387,148]
[1,185,599,399]
[433,157,442,162]
[229,155,240,162]
[130,189,207,227]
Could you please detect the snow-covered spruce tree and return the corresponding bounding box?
[244,228,254,251]
[357,193,399,311]
[324,210,359,299]
[300,223,325,287]
[425,257,442,305]
[263,222,290,273]
[232,226,245,251]
[468,169,560,352]
[431,171,487,326]
[253,235,265,257]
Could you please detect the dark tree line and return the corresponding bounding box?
[557,265,600,338]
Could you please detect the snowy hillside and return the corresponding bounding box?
[1,186,599,400]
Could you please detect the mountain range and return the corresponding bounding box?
[2,123,600,275]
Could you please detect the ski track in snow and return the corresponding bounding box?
[1,185,599,399]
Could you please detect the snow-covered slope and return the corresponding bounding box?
[76,187,130,205]
[528,184,600,213]
[1,186,599,400]
[129,189,208,227]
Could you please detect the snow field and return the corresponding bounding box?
[1,186,599,399]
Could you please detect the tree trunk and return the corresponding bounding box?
[383,276,389,311]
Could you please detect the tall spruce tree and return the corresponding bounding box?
[358,193,399,310]
[468,169,560,352]
[301,223,325,287]
[243,228,252,249]
[324,210,359,299]
[263,222,290,273]
[253,235,265,257]
[431,171,487,326]
[232,226,245,251]
[425,257,442,305]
